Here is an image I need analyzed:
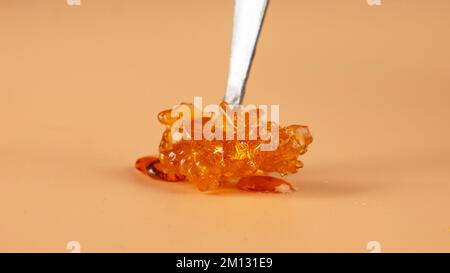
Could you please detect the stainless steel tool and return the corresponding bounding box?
[223,0,269,105]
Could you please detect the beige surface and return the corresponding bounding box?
[1,0,450,252]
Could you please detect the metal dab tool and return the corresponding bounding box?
[223,0,269,105]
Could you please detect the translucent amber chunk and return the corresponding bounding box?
[136,102,312,192]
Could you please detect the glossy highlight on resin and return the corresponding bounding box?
[136,102,312,192]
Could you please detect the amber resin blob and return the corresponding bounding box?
[136,102,312,193]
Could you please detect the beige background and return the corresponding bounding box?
[1,0,450,252]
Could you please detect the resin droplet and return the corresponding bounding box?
[237,176,295,193]
[135,156,185,182]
